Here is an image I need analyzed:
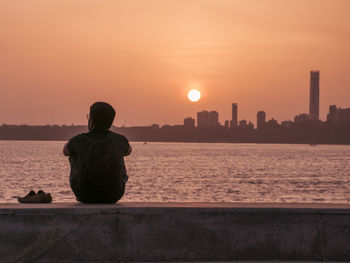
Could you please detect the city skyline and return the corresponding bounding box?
[184,70,349,128]
[0,66,349,128]
[1,69,349,128]
[1,1,349,126]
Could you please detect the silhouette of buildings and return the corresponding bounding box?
[257,111,266,129]
[239,120,247,128]
[247,121,254,129]
[309,70,320,120]
[327,105,337,123]
[197,110,219,127]
[184,117,195,127]
[238,120,253,129]
[151,124,160,129]
[336,108,350,124]
[294,113,309,123]
[327,105,350,124]
[230,103,238,128]
[281,120,293,128]
[1,122,350,144]
[1,70,348,144]
[265,118,279,128]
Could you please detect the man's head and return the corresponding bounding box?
[88,102,116,131]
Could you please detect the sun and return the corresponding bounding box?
[188,89,201,102]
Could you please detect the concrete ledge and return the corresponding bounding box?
[1,202,350,262]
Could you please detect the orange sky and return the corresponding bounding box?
[1,0,349,126]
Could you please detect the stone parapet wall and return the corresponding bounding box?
[1,202,350,262]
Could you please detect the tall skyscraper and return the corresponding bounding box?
[309,70,320,120]
[230,103,238,128]
[257,111,266,129]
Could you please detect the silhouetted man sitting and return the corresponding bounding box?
[63,102,131,203]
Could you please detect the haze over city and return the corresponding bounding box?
[1,0,349,126]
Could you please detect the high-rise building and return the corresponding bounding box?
[197,111,206,127]
[309,70,320,120]
[257,111,266,130]
[230,103,238,128]
[184,117,195,127]
[208,111,219,127]
[336,108,350,124]
[327,105,337,123]
[197,110,219,127]
[327,105,350,124]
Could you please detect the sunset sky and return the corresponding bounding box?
[1,0,349,126]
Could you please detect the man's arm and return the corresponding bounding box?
[125,144,132,156]
[63,142,70,156]
[122,136,132,156]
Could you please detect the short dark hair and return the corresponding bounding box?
[89,102,116,130]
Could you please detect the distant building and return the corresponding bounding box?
[281,120,293,128]
[257,111,266,130]
[230,103,238,128]
[336,108,350,124]
[151,124,160,129]
[224,120,229,128]
[184,117,195,127]
[327,105,337,123]
[266,118,279,128]
[294,113,309,123]
[239,120,247,128]
[327,105,350,124]
[208,111,219,127]
[197,110,219,127]
[309,70,320,120]
[247,121,254,129]
[197,111,207,127]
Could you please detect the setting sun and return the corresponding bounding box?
[188,89,201,102]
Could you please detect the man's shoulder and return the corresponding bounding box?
[65,132,90,154]
[69,130,130,147]
[68,132,90,143]
[109,131,129,143]
[109,131,131,155]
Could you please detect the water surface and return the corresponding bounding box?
[0,141,349,203]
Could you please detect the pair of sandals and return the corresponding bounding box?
[18,190,52,203]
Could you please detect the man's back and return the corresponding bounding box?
[66,129,131,203]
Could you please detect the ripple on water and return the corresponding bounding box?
[0,141,350,203]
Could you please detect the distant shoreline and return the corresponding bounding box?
[0,138,349,146]
[1,124,349,145]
